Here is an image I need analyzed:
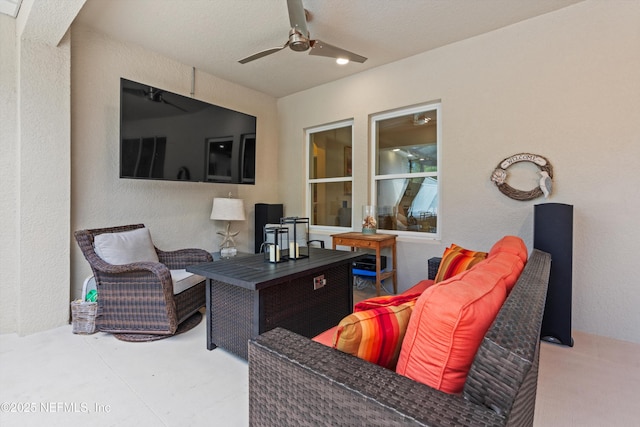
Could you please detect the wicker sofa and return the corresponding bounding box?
[248,248,551,426]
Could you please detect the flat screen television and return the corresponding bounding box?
[119,78,256,184]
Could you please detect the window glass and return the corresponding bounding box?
[372,104,440,236]
[311,182,352,227]
[376,177,438,232]
[309,126,352,179]
[307,122,353,228]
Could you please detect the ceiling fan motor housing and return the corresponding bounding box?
[288,28,310,51]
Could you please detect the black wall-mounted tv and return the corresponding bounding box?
[119,78,256,184]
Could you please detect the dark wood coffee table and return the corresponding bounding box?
[187,247,362,359]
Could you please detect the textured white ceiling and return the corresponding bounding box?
[72,0,583,97]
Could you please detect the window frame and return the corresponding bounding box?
[370,102,442,240]
[305,119,354,233]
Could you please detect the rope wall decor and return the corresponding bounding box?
[490,153,553,201]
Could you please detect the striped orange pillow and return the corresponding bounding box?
[434,244,488,283]
[333,301,416,370]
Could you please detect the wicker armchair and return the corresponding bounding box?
[74,224,212,336]
[248,249,551,426]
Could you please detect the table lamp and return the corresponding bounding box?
[210,193,246,257]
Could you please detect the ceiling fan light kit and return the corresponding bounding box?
[238,0,367,65]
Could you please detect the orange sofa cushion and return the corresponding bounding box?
[403,279,435,295]
[482,253,525,293]
[488,235,528,264]
[354,293,422,311]
[312,326,337,347]
[396,260,510,394]
[434,244,488,283]
[487,236,528,292]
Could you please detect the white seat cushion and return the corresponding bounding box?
[94,227,159,264]
[170,269,205,295]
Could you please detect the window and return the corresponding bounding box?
[307,121,353,228]
[371,103,441,237]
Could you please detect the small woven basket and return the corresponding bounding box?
[71,300,97,334]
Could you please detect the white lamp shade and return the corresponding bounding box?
[210,198,246,221]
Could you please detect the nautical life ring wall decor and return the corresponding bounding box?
[490,153,553,201]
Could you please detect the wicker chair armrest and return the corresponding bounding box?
[87,254,170,277]
[428,256,442,280]
[91,262,177,334]
[93,260,173,292]
[157,248,213,270]
[249,328,504,427]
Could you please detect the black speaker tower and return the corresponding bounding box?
[254,203,284,253]
[534,203,574,347]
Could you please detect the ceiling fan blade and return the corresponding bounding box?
[161,99,187,112]
[287,0,309,37]
[238,41,289,64]
[309,39,367,63]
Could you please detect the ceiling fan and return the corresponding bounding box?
[123,86,187,112]
[238,0,367,65]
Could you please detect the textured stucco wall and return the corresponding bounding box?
[278,1,640,343]
[69,26,280,301]
[16,34,72,334]
[1,0,86,336]
[0,14,19,333]
[1,4,74,334]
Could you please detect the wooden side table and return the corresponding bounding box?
[331,232,397,296]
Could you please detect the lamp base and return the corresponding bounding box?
[220,247,237,258]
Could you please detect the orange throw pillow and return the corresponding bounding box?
[396,265,507,394]
[434,244,488,283]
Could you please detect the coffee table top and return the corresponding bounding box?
[187,247,363,291]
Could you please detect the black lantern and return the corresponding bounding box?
[280,217,310,260]
[263,226,289,263]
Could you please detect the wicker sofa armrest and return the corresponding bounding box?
[157,248,213,270]
[427,256,442,280]
[249,328,504,427]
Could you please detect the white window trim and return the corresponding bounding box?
[305,119,354,232]
[370,102,442,240]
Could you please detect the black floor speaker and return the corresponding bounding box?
[255,203,283,253]
[534,203,574,347]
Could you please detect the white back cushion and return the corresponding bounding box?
[93,227,159,265]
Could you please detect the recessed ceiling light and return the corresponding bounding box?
[336,58,349,65]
